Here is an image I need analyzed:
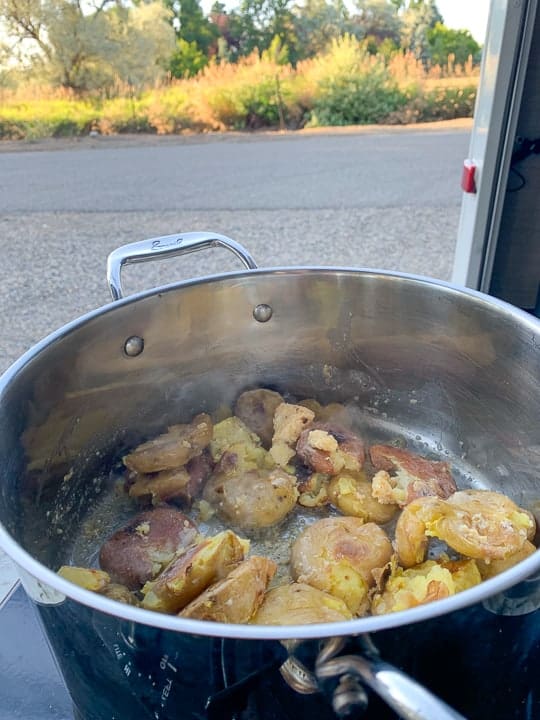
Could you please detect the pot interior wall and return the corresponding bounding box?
[0,269,539,571]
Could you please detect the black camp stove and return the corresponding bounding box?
[1,581,540,720]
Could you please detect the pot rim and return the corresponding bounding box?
[1,264,539,640]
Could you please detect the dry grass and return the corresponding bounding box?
[0,41,480,140]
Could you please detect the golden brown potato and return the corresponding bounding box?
[99,507,199,590]
[328,471,398,523]
[296,423,365,475]
[180,556,277,622]
[57,566,111,592]
[395,490,536,568]
[203,465,298,530]
[100,583,140,606]
[290,517,392,615]
[371,557,481,615]
[235,389,284,447]
[210,417,262,463]
[370,445,457,507]
[252,582,353,625]
[270,403,315,466]
[296,471,330,508]
[476,540,537,580]
[141,530,249,613]
[128,452,212,508]
[123,414,213,474]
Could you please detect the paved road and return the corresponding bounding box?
[0,126,470,373]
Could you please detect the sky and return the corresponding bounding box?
[200,0,492,44]
[436,0,491,42]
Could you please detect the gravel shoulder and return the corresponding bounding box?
[0,118,473,154]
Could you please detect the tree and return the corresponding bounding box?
[169,37,208,76]
[163,0,216,52]
[293,0,354,59]
[0,0,176,92]
[427,22,481,67]
[352,0,402,46]
[230,0,297,56]
[400,0,442,64]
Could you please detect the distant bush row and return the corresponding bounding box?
[0,37,478,141]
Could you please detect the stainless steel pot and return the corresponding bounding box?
[1,232,539,720]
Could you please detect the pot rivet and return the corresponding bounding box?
[253,304,273,323]
[124,336,144,357]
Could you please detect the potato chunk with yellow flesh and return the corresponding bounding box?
[180,556,277,623]
[252,582,353,625]
[57,566,111,592]
[371,557,481,615]
[141,530,249,613]
[210,417,261,463]
[291,517,392,615]
[328,471,398,523]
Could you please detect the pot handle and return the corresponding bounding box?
[107,231,258,300]
[281,637,468,720]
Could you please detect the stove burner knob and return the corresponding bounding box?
[332,674,368,718]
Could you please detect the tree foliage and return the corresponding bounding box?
[427,22,481,66]
[293,0,354,59]
[0,0,176,91]
[0,0,482,95]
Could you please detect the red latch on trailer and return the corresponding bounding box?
[461,159,477,193]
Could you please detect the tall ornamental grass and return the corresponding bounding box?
[0,37,479,140]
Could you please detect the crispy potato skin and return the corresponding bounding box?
[476,540,537,579]
[370,445,457,507]
[141,530,249,613]
[296,423,365,475]
[291,517,392,614]
[328,471,398,523]
[123,414,213,474]
[252,582,353,625]
[395,490,536,568]
[203,466,298,530]
[99,507,199,590]
[128,452,213,508]
[180,556,277,622]
[235,389,284,447]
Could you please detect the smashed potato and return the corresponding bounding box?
[296,423,365,475]
[128,453,212,508]
[291,517,393,614]
[395,490,535,568]
[270,403,315,466]
[328,471,398,523]
[57,388,538,626]
[235,389,284,447]
[370,445,457,507]
[296,470,330,508]
[141,530,249,613]
[476,540,537,580]
[371,557,481,615]
[99,507,199,589]
[180,556,276,622]
[123,414,213,474]
[58,566,111,592]
[210,417,262,463]
[252,582,353,625]
[203,465,298,530]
